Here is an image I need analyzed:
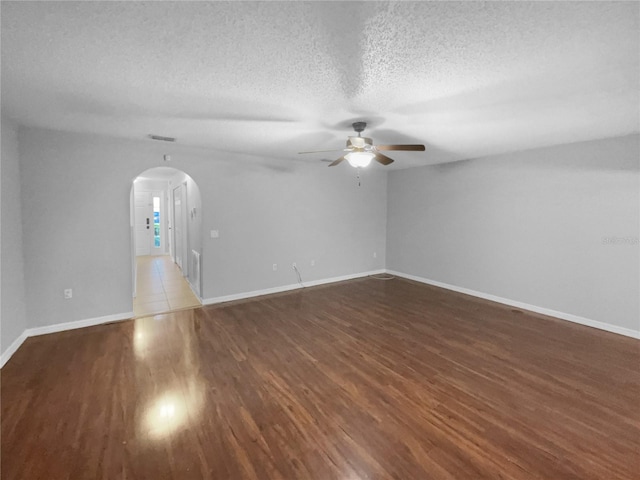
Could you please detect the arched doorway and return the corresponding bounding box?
[130,167,203,317]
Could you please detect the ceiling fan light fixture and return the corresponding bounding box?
[345,151,375,168]
[299,120,425,168]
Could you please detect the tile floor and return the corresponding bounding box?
[133,255,201,317]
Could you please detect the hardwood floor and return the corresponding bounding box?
[2,277,639,479]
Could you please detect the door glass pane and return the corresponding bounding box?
[153,196,161,248]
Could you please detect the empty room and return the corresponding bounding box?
[1,1,638,479]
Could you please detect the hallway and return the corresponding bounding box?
[133,255,201,317]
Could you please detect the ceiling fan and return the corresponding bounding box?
[298,122,425,167]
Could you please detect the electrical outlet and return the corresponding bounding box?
[273,264,277,271]
[64,288,73,299]
[311,260,315,267]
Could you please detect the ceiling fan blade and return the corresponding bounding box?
[374,152,394,166]
[298,149,345,155]
[328,156,346,167]
[376,144,425,151]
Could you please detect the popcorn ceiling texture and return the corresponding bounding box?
[1,1,638,168]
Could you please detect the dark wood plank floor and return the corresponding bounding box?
[2,277,639,479]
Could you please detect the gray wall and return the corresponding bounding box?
[1,118,28,353]
[9,124,636,354]
[387,134,640,333]
[17,127,387,328]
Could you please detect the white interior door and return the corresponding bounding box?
[173,185,184,269]
[181,182,189,277]
[135,191,152,256]
[166,191,172,257]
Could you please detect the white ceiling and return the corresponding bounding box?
[2,1,638,169]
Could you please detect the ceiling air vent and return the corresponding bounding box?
[148,134,176,142]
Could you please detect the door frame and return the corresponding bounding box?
[131,168,203,304]
[150,190,166,256]
[134,190,152,256]
[172,182,189,277]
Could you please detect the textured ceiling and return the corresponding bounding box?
[2,1,638,169]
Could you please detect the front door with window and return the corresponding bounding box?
[135,191,165,256]
[134,191,152,256]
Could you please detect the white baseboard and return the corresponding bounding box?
[387,270,640,339]
[1,330,28,368]
[6,266,634,368]
[27,311,134,337]
[1,311,134,368]
[202,269,386,306]
[303,269,386,288]
[0,269,380,366]
[186,278,204,304]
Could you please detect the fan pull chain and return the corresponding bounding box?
[356,167,361,187]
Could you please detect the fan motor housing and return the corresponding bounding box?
[352,121,367,134]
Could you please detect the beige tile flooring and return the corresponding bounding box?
[133,255,201,317]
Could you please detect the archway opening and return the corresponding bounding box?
[130,167,203,317]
